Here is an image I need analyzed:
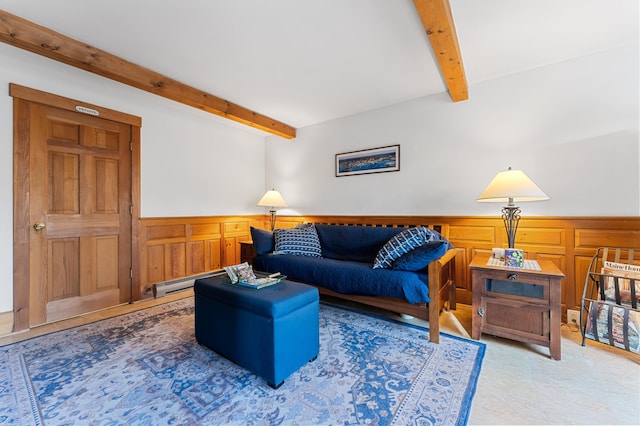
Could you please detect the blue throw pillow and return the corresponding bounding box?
[373,227,436,269]
[273,225,322,257]
[250,227,274,255]
[392,240,449,272]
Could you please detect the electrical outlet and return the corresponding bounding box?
[567,309,580,326]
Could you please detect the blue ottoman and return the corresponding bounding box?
[194,275,319,388]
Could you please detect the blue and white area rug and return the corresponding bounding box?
[1,298,485,425]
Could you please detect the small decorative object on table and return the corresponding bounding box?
[504,248,524,268]
[223,262,285,289]
[491,247,505,261]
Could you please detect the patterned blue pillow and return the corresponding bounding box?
[273,225,322,257]
[373,227,435,269]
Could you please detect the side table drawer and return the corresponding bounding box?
[479,269,550,305]
[480,297,550,344]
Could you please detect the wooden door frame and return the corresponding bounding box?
[11,83,142,332]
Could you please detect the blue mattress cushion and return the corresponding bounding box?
[253,254,430,303]
[314,224,404,263]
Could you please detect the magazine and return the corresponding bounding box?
[600,261,640,305]
[603,260,640,277]
[584,302,640,354]
[223,262,285,289]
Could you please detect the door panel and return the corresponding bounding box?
[95,158,119,213]
[47,238,80,301]
[94,236,119,290]
[28,103,132,325]
[48,152,80,214]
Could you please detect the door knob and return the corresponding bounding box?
[33,222,46,231]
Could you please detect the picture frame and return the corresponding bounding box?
[335,145,400,177]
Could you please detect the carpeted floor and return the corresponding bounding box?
[0,297,485,425]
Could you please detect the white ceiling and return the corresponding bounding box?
[1,0,638,129]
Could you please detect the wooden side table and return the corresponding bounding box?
[469,253,565,360]
[239,241,257,264]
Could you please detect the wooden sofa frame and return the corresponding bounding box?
[305,222,458,344]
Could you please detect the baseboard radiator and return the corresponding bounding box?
[153,272,222,298]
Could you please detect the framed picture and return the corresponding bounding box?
[335,145,400,177]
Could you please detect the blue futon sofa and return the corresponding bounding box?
[251,223,457,343]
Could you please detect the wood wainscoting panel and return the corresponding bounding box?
[138,215,640,319]
[145,244,165,286]
[140,223,188,298]
[515,227,566,250]
[449,225,496,245]
[191,223,222,236]
[189,240,206,275]
[139,216,264,299]
[167,243,186,279]
[535,253,565,274]
[145,224,185,242]
[575,228,640,250]
[274,219,303,229]
[223,221,250,235]
[448,223,497,304]
[223,221,252,265]
[188,222,223,274]
[209,239,222,271]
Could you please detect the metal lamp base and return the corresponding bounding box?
[268,210,277,231]
[502,205,521,248]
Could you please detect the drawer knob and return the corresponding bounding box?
[508,273,519,281]
[477,307,485,317]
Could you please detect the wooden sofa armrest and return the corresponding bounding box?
[427,247,459,343]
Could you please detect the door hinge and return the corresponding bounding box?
[130,141,133,151]
[130,268,133,279]
[130,205,133,215]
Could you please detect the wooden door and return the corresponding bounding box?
[13,91,137,327]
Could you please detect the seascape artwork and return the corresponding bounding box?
[336,145,400,176]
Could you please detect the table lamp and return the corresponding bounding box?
[477,167,549,248]
[257,189,288,231]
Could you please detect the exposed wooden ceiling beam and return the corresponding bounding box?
[0,10,297,139]
[413,0,468,102]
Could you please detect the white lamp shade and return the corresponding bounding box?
[477,168,549,204]
[257,189,288,208]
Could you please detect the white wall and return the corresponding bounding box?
[0,43,268,312]
[266,44,639,217]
